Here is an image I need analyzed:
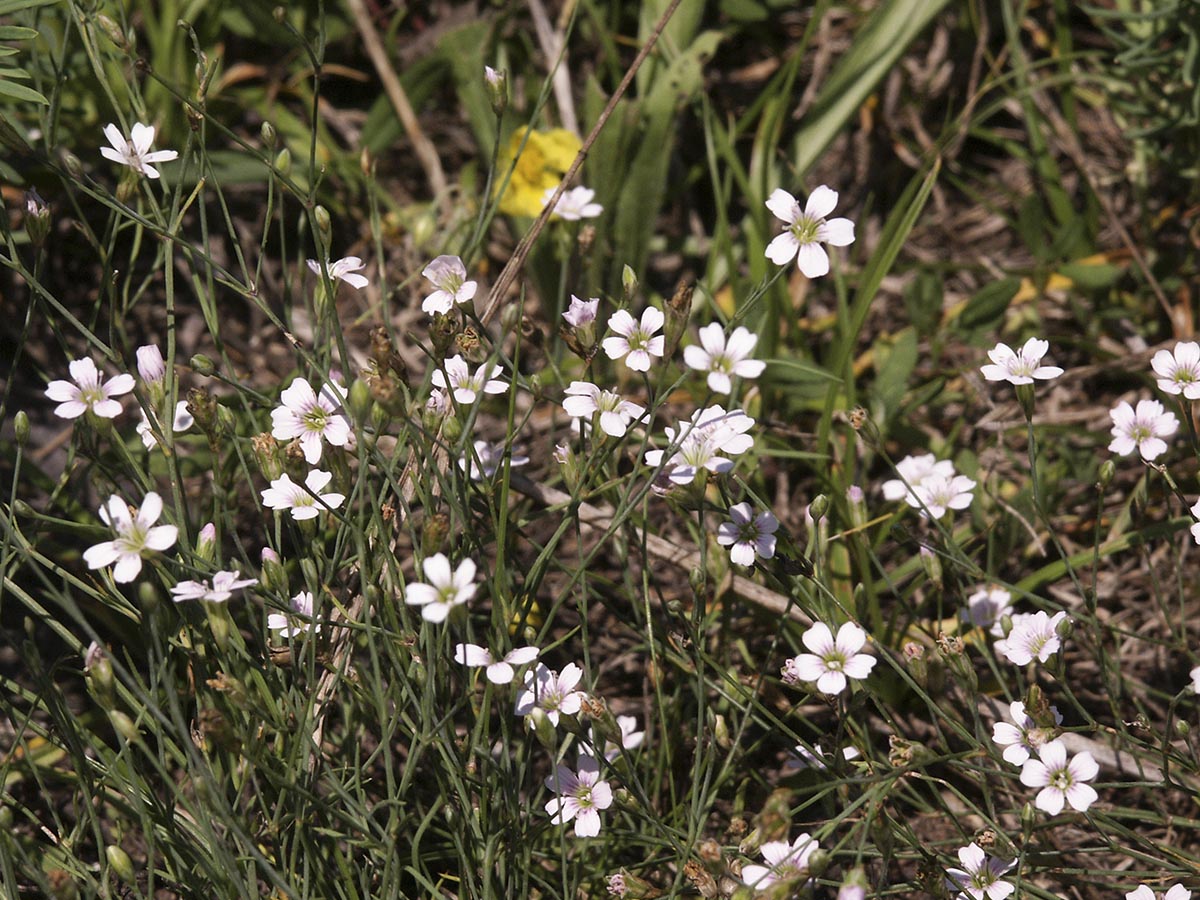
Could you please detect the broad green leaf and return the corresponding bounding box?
[0,25,38,39]
[0,77,48,104]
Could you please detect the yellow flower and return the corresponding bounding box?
[496,126,582,217]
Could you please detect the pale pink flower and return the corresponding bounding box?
[45,358,135,419]
[992,700,1062,766]
[545,185,603,221]
[404,554,477,623]
[137,401,194,450]
[742,833,819,889]
[421,255,476,314]
[1151,341,1200,399]
[881,453,957,505]
[1019,739,1098,814]
[563,382,645,438]
[913,472,976,519]
[716,502,778,565]
[602,308,665,372]
[136,344,166,384]
[544,756,613,837]
[83,492,178,583]
[268,590,319,637]
[980,338,1063,384]
[260,470,345,520]
[100,122,177,178]
[432,354,507,405]
[581,715,645,763]
[995,610,1067,665]
[454,644,538,684]
[306,256,369,290]
[643,405,755,485]
[563,295,599,327]
[683,324,766,394]
[765,185,855,278]
[170,570,258,603]
[944,842,1014,900]
[271,377,351,465]
[514,662,585,726]
[1108,399,1178,460]
[963,585,1013,636]
[783,622,876,695]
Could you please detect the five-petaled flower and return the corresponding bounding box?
[963,585,1013,636]
[1151,341,1200,399]
[562,295,599,328]
[683,324,767,395]
[741,833,820,890]
[1191,498,1200,546]
[716,502,778,566]
[170,570,258,604]
[101,122,178,179]
[454,644,539,684]
[980,338,1064,385]
[271,377,352,465]
[459,440,529,481]
[944,842,1015,900]
[432,355,507,405]
[514,662,585,727]
[882,453,957,507]
[913,472,976,520]
[83,492,178,583]
[782,622,876,695]
[45,358,135,420]
[306,257,369,290]
[544,185,603,221]
[544,755,613,838]
[992,700,1062,766]
[404,553,477,623]
[602,308,665,372]
[995,610,1068,666]
[563,382,645,438]
[1108,399,1178,461]
[421,255,477,315]
[643,405,756,485]
[1019,738,1098,814]
[268,590,319,637]
[261,470,346,520]
[764,185,855,278]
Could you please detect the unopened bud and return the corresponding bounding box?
[1054,614,1073,639]
[190,353,215,377]
[136,343,166,384]
[1020,800,1037,831]
[84,642,115,709]
[96,14,131,52]
[805,848,830,878]
[527,706,556,751]
[313,205,331,238]
[105,845,136,884]
[1098,459,1115,489]
[61,150,83,179]
[14,410,30,447]
[196,522,216,564]
[441,414,462,444]
[808,493,829,522]
[273,6,286,23]
[347,378,372,423]
[1175,719,1190,737]
[260,547,287,593]
[109,709,140,743]
[24,189,50,248]
[483,65,508,116]
[919,544,942,588]
[251,432,283,480]
[621,264,638,302]
[260,121,277,148]
[712,712,731,749]
[274,147,291,177]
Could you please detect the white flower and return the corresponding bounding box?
[944,842,1015,900]
[602,308,665,372]
[1192,665,1200,694]
[992,700,1062,766]
[136,344,166,384]
[1019,739,1099,814]
[716,502,778,565]
[963,586,1013,636]
[882,453,957,504]
[170,570,258,603]
[306,256,369,290]
[742,833,819,889]
[581,715,645,763]
[459,440,529,481]
[545,185,603,221]
[261,470,346,520]
[544,756,613,838]
[980,338,1064,385]
[1108,399,1178,461]
[913,472,976,519]
[1151,341,1200,399]
[1127,885,1193,900]
[404,553,477,623]
[514,662,585,726]
[563,382,645,438]
[432,354,507,405]
[454,644,538,684]
[83,492,178,583]
[268,590,319,637]
[643,405,756,485]
[782,622,876,695]
[100,122,178,178]
[787,743,860,770]
[45,358,135,420]
[563,295,599,327]
[1191,497,1200,546]
[995,610,1067,665]
[683,324,767,395]
[271,377,352,465]
[421,255,477,315]
[137,401,195,450]
[765,185,855,278]
[839,886,867,900]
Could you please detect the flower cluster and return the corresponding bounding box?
[882,453,975,520]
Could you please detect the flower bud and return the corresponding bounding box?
[441,414,462,444]
[483,65,508,116]
[252,432,283,481]
[261,121,276,148]
[137,343,166,384]
[105,845,136,884]
[808,493,829,522]
[1175,719,1190,737]
[138,579,159,613]
[1020,800,1037,832]
[260,547,287,593]
[313,204,331,238]
[96,14,131,52]
[195,522,217,564]
[1098,459,1115,489]
[14,410,30,447]
[622,264,638,302]
[109,709,140,743]
[712,712,731,749]
[24,189,50,249]
[846,484,866,528]
[60,149,83,179]
[919,545,942,588]
[1054,614,1073,639]
[527,706,557,751]
[838,866,869,900]
[346,377,372,424]
[190,353,215,377]
[84,641,115,709]
[805,848,830,878]
[274,147,291,177]
[273,6,286,23]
